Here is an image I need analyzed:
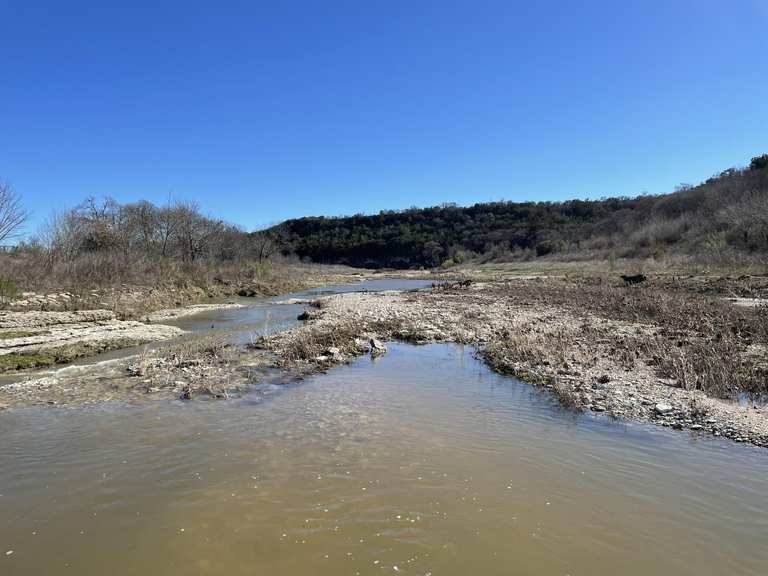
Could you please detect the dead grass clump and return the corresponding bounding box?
[756,304,768,343]
[127,337,238,399]
[269,321,367,363]
[164,337,234,369]
[550,377,584,412]
[481,328,572,381]
[132,337,235,375]
[262,314,407,365]
[492,277,766,344]
[688,397,711,421]
[654,333,764,399]
[431,279,473,291]
[481,277,768,399]
[486,327,571,367]
[481,331,585,412]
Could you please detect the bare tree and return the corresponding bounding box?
[252,228,284,263]
[36,210,83,263]
[158,197,181,258]
[174,201,225,262]
[125,200,159,254]
[720,190,768,251]
[218,225,249,261]
[0,182,29,244]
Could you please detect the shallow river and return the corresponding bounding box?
[1,282,767,575]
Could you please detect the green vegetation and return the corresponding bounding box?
[0,352,58,372]
[0,277,19,305]
[273,156,768,268]
[0,338,143,373]
[0,330,42,340]
[750,154,768,171]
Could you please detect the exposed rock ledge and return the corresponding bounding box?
[145,303,245,322]
[0,309,184,373]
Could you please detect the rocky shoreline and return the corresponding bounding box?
[0,271,435,405]
[2,275,766,450]
[262,281,768,448]
[0,309,185,373]
[0,266,390,377]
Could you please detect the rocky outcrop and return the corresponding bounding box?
[145,303,244,322]
[0,309,116,329]
[0,320,183,357]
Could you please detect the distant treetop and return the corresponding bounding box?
[750,154,768,171]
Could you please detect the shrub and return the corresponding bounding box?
[535,240,560,257]
[0,277,18,306]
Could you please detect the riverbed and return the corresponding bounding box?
[0,278,438,395]
[1,279,767,574]
[1,342,767,575]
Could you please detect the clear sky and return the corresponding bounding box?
[1,0,766,232]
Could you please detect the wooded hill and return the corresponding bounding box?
[272,155,768,269]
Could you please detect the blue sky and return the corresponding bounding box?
[1,0,766,232]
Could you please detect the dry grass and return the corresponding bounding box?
[264,320,368,363]
[484,328,568,367]
[0,251,349,317]
[481,330,585,412]
[653,333,767,399]
[756,304,768,342]
[162,337,234,369]
[128,337,239,398]
[482,329,571,380]
[475,276,768,400]
[550,377,585,412]
[491,277,766,340]
[259,312,405,366]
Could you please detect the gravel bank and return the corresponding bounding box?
[265,283,768,448]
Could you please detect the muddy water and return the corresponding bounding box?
[165,278,439,342]
[0,279,438,388]
[2,344,767,575]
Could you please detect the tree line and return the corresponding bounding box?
[33,196,283,266]
[0,194,283,290]
[273,154,768,268]
[2,153,767,280]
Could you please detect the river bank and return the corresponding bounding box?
[0,277,441,407]
[262,277,768,447]
[0,309,186,373]
[4,342,768,576]
[0,266,433,377]
[3,263,374,317]
[2,272,766,450]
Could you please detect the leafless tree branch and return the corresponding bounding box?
[0,182,29,244]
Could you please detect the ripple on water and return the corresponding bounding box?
[1,342,767,576]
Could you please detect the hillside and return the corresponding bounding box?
[271,155,768,269]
